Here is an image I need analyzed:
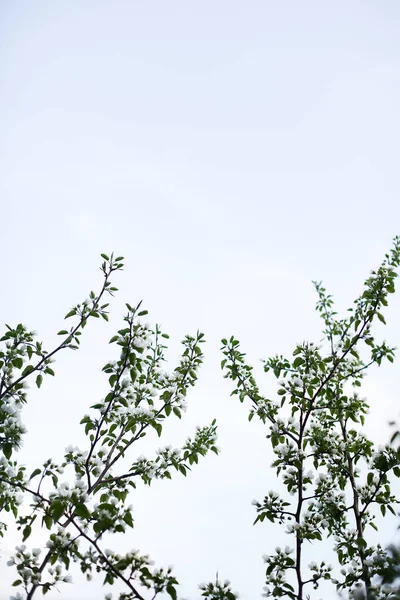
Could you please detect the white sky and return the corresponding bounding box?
[1,1,400,599]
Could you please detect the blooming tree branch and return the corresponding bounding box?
[222,236,400,600]
[0,253,236,600]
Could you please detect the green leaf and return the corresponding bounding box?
[85,422,94,435]
[43,515,53,530]
[29,468,41,481]
[293,357,304,368]
[57,330,68,335]
[51,501,65,522]
[22,525,31,541]
[356,537,367,549]
[36,374,43,388]
[3,443,12,459]
[74,503,91,520]
[21,365,35,377]
[100,253,110,260]
[64,309,76,319]
[173,407,182,418]
[123,511,134,528]
[166,584,177,600]
[12,357,23,369]
[104,573,114,585]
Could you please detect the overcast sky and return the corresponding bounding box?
[2,2,400,599]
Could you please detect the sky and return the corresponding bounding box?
[1,1,400,598]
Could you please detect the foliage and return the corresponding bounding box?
[0,253,236,600]
[353,544,400,599]
[221,236,400,600]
